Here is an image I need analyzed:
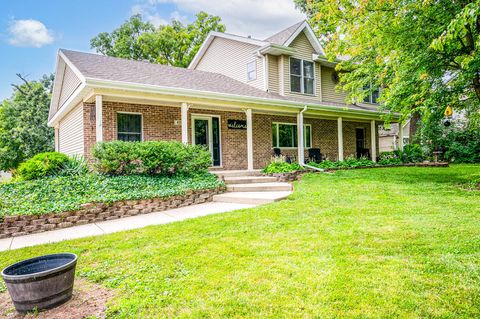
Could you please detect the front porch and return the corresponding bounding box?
[76,92,401,171]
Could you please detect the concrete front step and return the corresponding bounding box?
[212,191,292,205]
[227,182,292,192]
[213,169,263,178]
[223,176,277,185]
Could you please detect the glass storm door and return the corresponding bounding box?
[192,116,221,167]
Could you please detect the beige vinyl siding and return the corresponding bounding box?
[195,37,264,90]
[321,66,349,104]
[267,54,279,93]
[58,103,84,156]
[282,31,321,102]
[58,64,82,107]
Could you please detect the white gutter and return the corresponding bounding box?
[85,77,390,117]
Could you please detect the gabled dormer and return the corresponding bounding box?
[189,20,351,105]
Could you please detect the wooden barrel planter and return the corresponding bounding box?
[1,253,77,313]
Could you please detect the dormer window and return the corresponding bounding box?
[247,61,256,81]
[290,58,314,95]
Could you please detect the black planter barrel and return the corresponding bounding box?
[1,253,77,313]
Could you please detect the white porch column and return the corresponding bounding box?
[398,122,404,151]
[95,95,103,142]
[337,117,344,161]
[181,102,189,144]
[370,120,377,162]
[245,108,254,171]
[297,111,305,164]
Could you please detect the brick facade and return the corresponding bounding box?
[82,101,380,170]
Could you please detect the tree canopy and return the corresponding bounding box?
[0,74,54,171]
[294,0,480,129]
[91,12,226,67]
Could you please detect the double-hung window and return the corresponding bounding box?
[363,84,380,104]
[117,113,142,142]
[247,61,256,81]
[290,58,314,94]
[272,123,312,148]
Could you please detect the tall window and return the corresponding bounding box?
[290,58,314,94]
[272,123,311,148]
[363,85,380,104]
[117,113,142,142]
[247,61,256,81]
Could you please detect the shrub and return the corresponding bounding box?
[263,156,302,173]
[402,144,425,163]
[378,152,403,166]
[308,156,376,169]
[92,141,212,176]
[54,155,90,176]
[440,130,480,163]
[16,152,70,181]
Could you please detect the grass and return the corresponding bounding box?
[1,165,480,318]
[0,172,223,217]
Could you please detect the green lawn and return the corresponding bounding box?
[1,165,480,318]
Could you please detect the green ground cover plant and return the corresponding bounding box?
[0,165,478,318]
[0,172,223,217]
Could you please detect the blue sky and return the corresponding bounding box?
[0,0,304,100]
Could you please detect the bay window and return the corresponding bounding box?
[272,123,312,148]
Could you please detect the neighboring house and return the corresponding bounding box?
[379,121,410,152]
[48,20,400,170]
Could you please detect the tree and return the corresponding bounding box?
[0,74,54,171]
[294,0,480,128]
[91,12,225,67]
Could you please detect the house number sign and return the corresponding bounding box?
[227,119,247,129]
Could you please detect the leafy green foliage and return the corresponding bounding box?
[54,155,91,177]
[402,144,425,163]
[16,152,70,181]
[2,165,479,317]
[440,129,480,163]
[378,152,403,166]
[92,141,212,176]
[309,156,376,169]
[263,156,302,173]
[91,12,225,67]
[295,0,480,124]
[263,162,302,173]
[0,173,223,217]
[0,74,54,171]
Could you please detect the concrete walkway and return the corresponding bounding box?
[0,202,255,252]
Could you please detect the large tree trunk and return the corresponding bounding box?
[409,111,421,144]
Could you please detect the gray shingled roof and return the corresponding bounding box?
[61,49,380,113]
[264,21,305,45]
[61,49,277,100]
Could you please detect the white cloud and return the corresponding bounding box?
[133,0,306,38]
[8,19,55,47]
[131,4,168,25]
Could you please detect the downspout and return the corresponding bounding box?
[298,105,325,172]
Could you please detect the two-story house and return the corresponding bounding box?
[48,20,400,170]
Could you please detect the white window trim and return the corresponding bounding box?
[117,112,143,141]
[289,57,316,96]
[247,60,257,82]
[363,84,380,104]
[272,122,312,149]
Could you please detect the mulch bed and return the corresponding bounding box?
[0,279,113,319]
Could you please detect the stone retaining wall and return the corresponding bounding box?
[0,188,224,239]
